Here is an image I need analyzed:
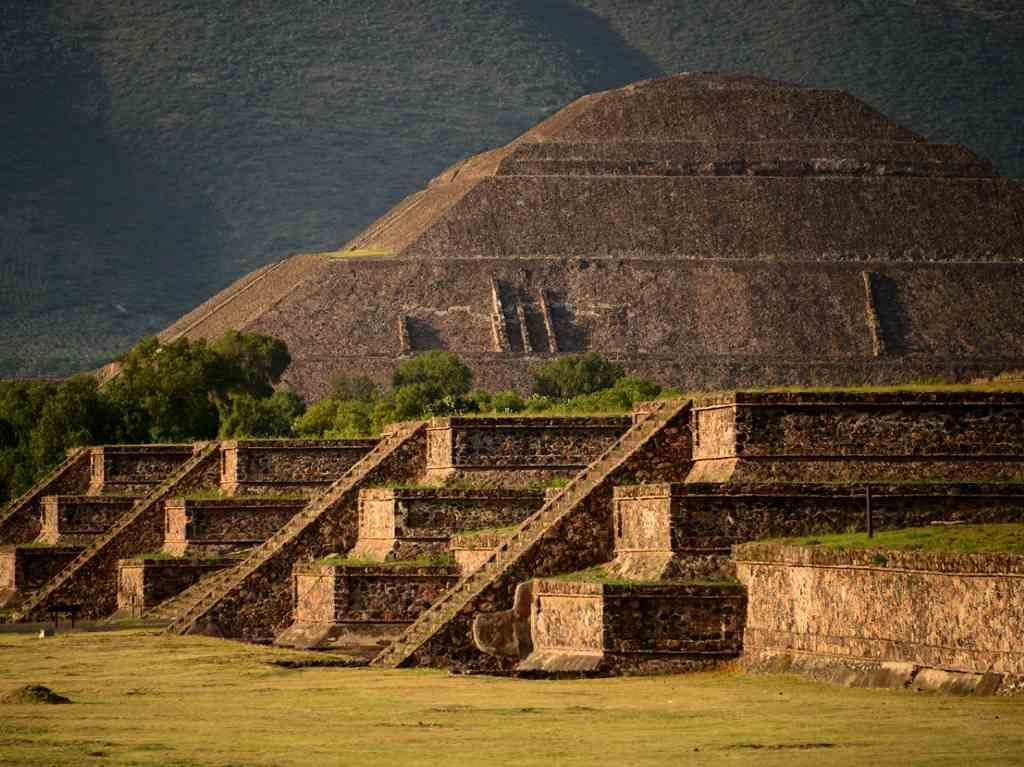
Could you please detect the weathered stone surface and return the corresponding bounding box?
[424,417,629,486]
[735,543,1024,678]
[39,496,137,546]
[611,481,1024,561]
[688,392,1024,482]
[0,546,82,608]
[402,403,694,671]
[511,579,746,676]
[163,498,307,557]
[15,444,222,621]
[219,439,377,496]
[150,73,1024,399]
[0,449,92,546]
[350,488,545,561]
[116,558,232,616]
[88,445,195,496]
[176,427,427,642]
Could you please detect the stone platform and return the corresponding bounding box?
[424,417,629,486]
[88,445,196,496]
[117,557,235,616]
[39,495,138,546]
[274,562,460,654]
[348,487,548,561]
[163,497,308,557]
[0,546,83,608]
[687,391,1024,483]
[219,439,377,496]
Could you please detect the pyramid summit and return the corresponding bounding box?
[158,72,1024,399]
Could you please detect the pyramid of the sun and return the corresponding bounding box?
[159,72,1024,399]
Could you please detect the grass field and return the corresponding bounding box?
[0,630,1022,766]
[771,523,1024,556]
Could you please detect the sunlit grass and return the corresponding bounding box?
[764,522,1024,556]
[0,630,1022,766]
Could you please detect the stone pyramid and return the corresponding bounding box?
[158,72,1024,399]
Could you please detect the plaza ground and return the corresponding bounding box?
[0,629,1022,766]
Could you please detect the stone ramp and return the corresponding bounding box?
[11,443,221,622]
[0,448,92,545]
[370,399,693,670]
[163,423,427,641]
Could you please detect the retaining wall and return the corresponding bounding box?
[163,498,308,557]
[424,416,630,485]
[219,439,378,495]
[350,488,546,561]
[117,558,233,615]
[89,445,196,496]
[39,496,137,546]
[0,546,83,608]
[735,543,1024,691]
[688,392,1024,482]
[514,578,746,675]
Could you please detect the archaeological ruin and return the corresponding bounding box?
[3,73,1024,694]
[141,71,1024,400]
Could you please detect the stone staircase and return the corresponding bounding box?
[12,443,221,622]
[371,398,691,669]
[143,561,242,623]
[0,448,91,545]
[163,423,426,638]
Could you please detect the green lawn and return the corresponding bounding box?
[0,630,1022,766]
[770,523,1024,556]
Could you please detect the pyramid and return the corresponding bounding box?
[157,72,1024,399]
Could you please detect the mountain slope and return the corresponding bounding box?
[1,0,1021,379]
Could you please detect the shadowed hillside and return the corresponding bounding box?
[1,0,1021,379]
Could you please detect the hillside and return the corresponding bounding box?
[2,0,1022,380]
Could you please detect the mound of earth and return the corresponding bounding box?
[0,684,71,705]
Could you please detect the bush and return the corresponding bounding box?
[218,391,305,438]
[393,351,473,399]
[532,353,625,399]
[489,390,525,413]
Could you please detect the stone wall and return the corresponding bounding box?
[350,488,545,561]
[0,546,83,608]
[450,532,510,575]
[688,392,1024,482]
[292,563,459,625]
[117,558,232,615]
[18,443,223,621]
[39,496,137,545]
[0,449,92,546]
[219,439,378,496]
[89,445,196,496]
[192,428,427,641]
[163,498,307,557]
[613,482,1024,548]
[407,404,694,670]
[515,578,746,675]
[424,416,630,485]
[736,543,1024,687]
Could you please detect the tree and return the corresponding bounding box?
[218,391,305,438]
[532,353,625,399]
[392,351,473,399]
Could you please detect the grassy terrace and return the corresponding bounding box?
[768,523,1024,556]
[0,629,1022,766]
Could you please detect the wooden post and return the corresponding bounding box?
[866,485,874,539]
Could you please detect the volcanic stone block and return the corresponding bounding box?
[348,488,546,561]
[88,445,196,496]
[116,557,233,615]
[449,531,511,575]
[424,416,630,486]
[735,543,1024,687]
[275,563,460,653]
[39,495,137,546]
[219,439,378,496]
[479,578,746,675]
[687,391,1024,482]
[0,545,83,608]
[612,481,1024,569]
[163,497,308,557]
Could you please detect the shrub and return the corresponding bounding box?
[532,353,625,399]
[218,391,305,438]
